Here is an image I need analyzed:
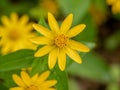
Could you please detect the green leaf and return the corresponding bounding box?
[38,16,49,28]
[30,56,49,75]
[107,83,120,90]
[0,83,8,90]
[92,0,107,12]
[104,30,120,51]
[67,52,112,83]
[0,49,34,72]
[109,64,120,82]
[58,0,90,25]
[50,65,69,90]
[69,79,80,90]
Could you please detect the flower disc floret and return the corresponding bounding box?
[54,34,68,48]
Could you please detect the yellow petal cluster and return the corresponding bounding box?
[31,12,90,71]
[10,71,57,90]
[106,0,120,14]
[0,13,37,54]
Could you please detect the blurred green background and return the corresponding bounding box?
[0,0,120,90]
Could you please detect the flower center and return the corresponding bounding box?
[8,30,20,41]
[54,34,68,48]
[26,85,39,90]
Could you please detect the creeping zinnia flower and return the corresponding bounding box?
[10,71,57,90]
[31,12,90,71]
[106,0,120,14]
[40,0,59,16]
[0,13,36,54]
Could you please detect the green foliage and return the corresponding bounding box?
[105,30,120,51]
[50,66,69,90]
[0,83,8,90]
[67,52,112,83]
[0,49,34,72]
[69,79,80,90]
[58,0,90,25]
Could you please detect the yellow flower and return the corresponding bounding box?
[0,13,36,54]
[106,0,116,5]
[21,67,32,72]
[10,71,57,90]
[112,1,120,14]
[40,0,59,16]
[31,12,90,71]
[106,0,120,14]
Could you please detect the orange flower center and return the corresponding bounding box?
[54,34,68,48]
[8,30,20,41]
[26,85,38,90]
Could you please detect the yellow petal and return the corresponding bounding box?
[19,15,29,26]
[36,71,50,85]
[11,12,18,23]
[10,87,24,90]
[1,43,12,54]
[33,24,53,39]
[48,48,58,69]
[12,74,25,87]
[46,88,56,90]
[30,36,51,45]
[31,73,39,82]
[69,40,90,52]
[67,24,86,38]
[58,49,66,71]
[34,45,54,57]
[40,80,57,87]
[48,12,59,33]
[23,23,33,33]
[65,47,82,64]
[106,0,116,5]
[60,14,73,33]
[0,26,4,36]
[38,88,56,90]
[1,16,10,27]
[21,71,31,86]
[11,42,25,52]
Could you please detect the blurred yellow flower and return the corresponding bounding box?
[31,12,90,71]
[106,0,120,14]
[106,0,116,5]
[0,13,37,54]
[21,67,32,72]
[10,71,57,90]
[40,0,59,16]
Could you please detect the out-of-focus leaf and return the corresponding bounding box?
[69,79,80,90]
[57,0,90,25]
[67,52,112,83]
[92,0,107,12]
[107,83,120,90]
[109,64,120,82]
[105,30,120,51]
[0,83,8,90]
[0,49,34,72]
